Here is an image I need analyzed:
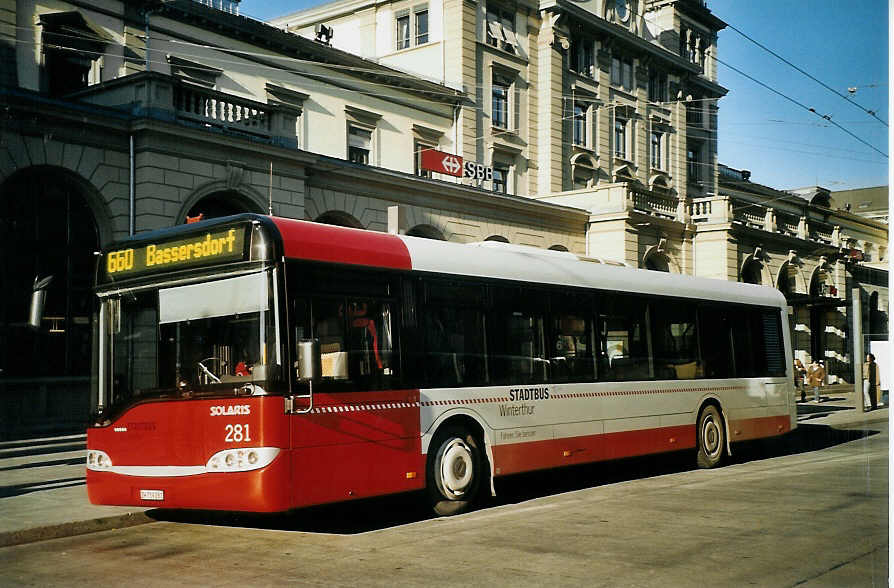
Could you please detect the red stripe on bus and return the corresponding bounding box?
[271,217,412,270]
[728,415,792,441]
[491,414,791,477]
[491,425,697,476]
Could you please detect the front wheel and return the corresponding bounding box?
[426,427,483,516]
[696,405,726,469]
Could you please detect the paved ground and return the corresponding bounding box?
[0,392,886,587]
[0,384,886,548]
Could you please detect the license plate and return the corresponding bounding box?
[139,489,164,501]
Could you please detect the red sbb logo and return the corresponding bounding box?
[420,149,493,181]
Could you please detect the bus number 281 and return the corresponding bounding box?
[224,424,251,443]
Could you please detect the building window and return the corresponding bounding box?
[680,27,705,68]
[348,124,373,164]
[415,141,436,178]
[687,142,702,183]
[396,13,410,49]
[492,74,510,129]
[650,131,663,169]
[569,37,594,78]
[486,4,517,53]
[492,166,509,193]
[415,8,429,44]
[40,12,109,97]
[614,118,627,158]
[396,5,429,50]
[648,70,667,103]
[687,101,704,127]
[573,103,587,147]
[611,56,633,91]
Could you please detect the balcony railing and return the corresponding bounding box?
[810,225,835,245]
[70,72,299,149]
[690,196,726,223]
[776,214,800,237]
[632,189,677,219]
[734,207,765,229]
[690,196,844,247]
[173,84,271,139]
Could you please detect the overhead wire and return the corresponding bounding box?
[622,3,888,160]
[5,10,887,170]
[722,21,888,128]
[710,55,887,159]
[19,38,879,176]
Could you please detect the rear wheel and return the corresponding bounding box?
[696,405,725,468]
[426,427,483,516]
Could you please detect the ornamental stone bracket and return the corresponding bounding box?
[541,12,569,50]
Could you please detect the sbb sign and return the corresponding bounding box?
[463,161,493,181]
[420,149,493,181]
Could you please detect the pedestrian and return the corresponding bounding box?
[863,353,880,411]
[793,358,807,402]
[806,359,826,403]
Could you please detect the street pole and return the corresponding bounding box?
[852,287,864,412]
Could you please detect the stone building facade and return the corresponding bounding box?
[0,0,887,437]
[0,0,586,438]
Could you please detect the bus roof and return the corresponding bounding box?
[268,216,787,309]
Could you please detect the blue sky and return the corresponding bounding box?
[239,0,889,191]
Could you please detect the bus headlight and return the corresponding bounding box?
[205,447,280,472]
[86,450,113,470]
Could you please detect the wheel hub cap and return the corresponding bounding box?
[440,439,473,497]
[703,417,721,458]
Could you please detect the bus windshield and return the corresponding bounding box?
[100,272,279,414]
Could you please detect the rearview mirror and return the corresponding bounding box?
[295,339,321,383]
[28,275,53,330]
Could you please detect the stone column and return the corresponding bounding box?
[536,11,566,195]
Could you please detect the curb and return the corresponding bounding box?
[826,414,889,429]
[0,511,155,548]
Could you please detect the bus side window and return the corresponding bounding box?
[598,296,651,381]
[346,298,396,382]
[650,300,699,380]
[489,286,548,385]
[423,307,488,387]
[698,306,733,379]
[421,279,489,388]
[549,314,595,383]
[314,298,349,380]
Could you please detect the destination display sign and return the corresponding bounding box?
[100,226,248,282]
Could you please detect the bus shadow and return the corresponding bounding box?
[147,423,879,535]
[148,493,435,534]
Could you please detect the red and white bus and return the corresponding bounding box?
[87,214,796,515]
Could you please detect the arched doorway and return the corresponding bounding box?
[484,235,509,243]
[406,224,446,240]
[807,266,834,369]
[741,258,763,284]
[777,262,797,297]
[315,211,364,228]
[184,189,263,222]
[0,167,101,438]
[644,253,670,272]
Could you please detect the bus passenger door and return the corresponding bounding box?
[286,289,423,508]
